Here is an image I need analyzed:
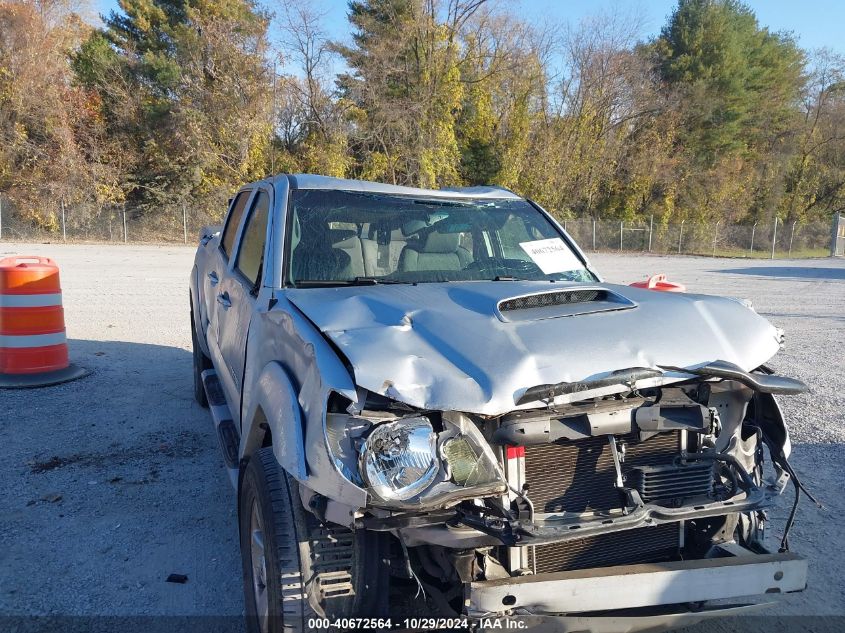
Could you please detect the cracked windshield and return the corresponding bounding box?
[287,190,597,286]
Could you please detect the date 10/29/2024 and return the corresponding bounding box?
[307,617,529,630]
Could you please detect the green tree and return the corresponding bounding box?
[0,0,104,227]
[334,0,484,187]
[74,0,272,217]
[655,0,803,163]
[273,0,352,178]
[780,51,845,221]
[454,15,546,189]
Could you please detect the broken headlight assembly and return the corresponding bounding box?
[360,416,439,501]
[360,413,506,508]
[327,393,506,509]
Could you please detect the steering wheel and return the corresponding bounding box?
[502,258,542,275]
[464,257,543,277]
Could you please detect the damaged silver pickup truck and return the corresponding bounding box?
[189,174,809,633]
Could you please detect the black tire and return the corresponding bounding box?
[239,448,388,633]
[191,306,211,408]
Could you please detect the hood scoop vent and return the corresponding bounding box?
[496,287,636,322]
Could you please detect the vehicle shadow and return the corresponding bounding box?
[713,266,845,281]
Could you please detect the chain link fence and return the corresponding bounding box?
[0,196,218,245]
[0,195,837,258]
[562,217,833,258]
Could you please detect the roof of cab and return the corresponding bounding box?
[273,173,522,200]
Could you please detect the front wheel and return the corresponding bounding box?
[239,448,389,633]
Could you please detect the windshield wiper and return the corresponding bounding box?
[411,198,475,208]
[293,277,407,288]
[294,279,354,288]
[490,276,560,282]
[352,276,407,285]
[516,367,663,406]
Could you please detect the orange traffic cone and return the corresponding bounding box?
[628,273,686,293]
[0,256,88,388]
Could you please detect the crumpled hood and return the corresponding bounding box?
[286,282,781,415]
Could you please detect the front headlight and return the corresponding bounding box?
[360,416,439,501]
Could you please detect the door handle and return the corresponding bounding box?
[216,292,231,308]
[208,271,219,286]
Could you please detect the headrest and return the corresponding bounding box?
[401,220,428,237]
[327,229,358,245]
[421,231,461,253]
[367,223,402,245]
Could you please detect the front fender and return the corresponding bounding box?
[242,361,308,480]
[240,297,369,509]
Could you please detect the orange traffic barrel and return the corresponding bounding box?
[629,273,686,293]
[0,256,88,388]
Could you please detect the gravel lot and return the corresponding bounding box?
[1,244,843,630]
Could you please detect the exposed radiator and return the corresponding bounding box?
[524,432,681,514]
[528,523,681,573]
[521,432,689,574]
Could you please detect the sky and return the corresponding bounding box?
[92,0,845,56]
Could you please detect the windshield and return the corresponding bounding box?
[286,189,595,287]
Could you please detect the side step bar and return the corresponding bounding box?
[201,369,240,489]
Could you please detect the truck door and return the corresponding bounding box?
[204,189,252,354]
[214,188,271,420]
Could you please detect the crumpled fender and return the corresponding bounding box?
[240,299,370,509]
[241,361,308,480]
[751,391,793,493]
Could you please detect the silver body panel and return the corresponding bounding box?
[285,282,780,415]
[285,173,521,199]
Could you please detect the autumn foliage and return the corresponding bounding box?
[1,0,844,229]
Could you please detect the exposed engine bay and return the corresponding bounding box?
[315,365,810,617]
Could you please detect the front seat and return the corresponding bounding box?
[291,220,354,282]
[398,231,471,272]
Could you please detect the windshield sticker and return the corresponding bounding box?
[519,238,582,274]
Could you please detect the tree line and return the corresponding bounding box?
[1,0,844,231]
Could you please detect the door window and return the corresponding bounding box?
[235,191,270,287]
[221,191,251,259]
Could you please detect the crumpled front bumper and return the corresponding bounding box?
[467,548,806,618]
